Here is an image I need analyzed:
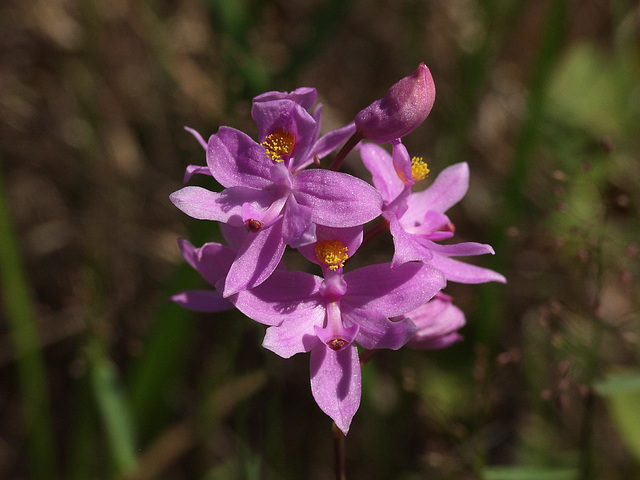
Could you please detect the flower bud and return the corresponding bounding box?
[404,293,465,350]
[354,63,435,143]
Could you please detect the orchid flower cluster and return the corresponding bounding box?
[170,64,506,434]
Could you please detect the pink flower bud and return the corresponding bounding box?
[354,63,436,143]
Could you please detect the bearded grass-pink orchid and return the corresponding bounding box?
[403,293,466,349]
[231,236,446,433]
[360,143,506,284]
[171,92,382,297]
[170,239,235,313]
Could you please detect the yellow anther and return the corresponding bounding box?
[315,240,348,271]
[262,130,295,162]
[411,156,430,182]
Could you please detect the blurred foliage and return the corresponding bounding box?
[0,0,639,479]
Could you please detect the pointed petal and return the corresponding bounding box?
[207,127,272,189]
[311,122,356,160]
[252,87,317,110]
[222,217,286,297]
[294,170,382,227]
[177,238,236,286]
[170,185,276,225]
[183,165,212,183]
[359,142,404,204]
[391,139,413,186]
[405,162,469,222]
[184,126,208,150]
[262,314,324,358]
[428,255,506,284]
[290,104,323,171]
[310,344,361,435]
[425,240,495,257]
[251,100,317,157]
[171,290,233,312]
[387,213,433,266]
[233,269,324,325]
[347,314,417,350]
[176,238,200,271]
[196,243,237,286]
[343,262,446,318]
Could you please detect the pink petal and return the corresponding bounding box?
[387,213,433,265]
[177,239,235,286]
[183,165,212,183]
[294,169,382,227]
[343,262,446,318]
[428,255,507,284]
[391,139,413,186]
[252,87,318,110]
[359,142,404,204]
[425,240,495,257]
[171,290,232,312]
[222,217,286,297]
[207,127,273,189]
[170,186,276,225]
[251,100,317,157]
[346,314,417,350]
[233,270,324,325]
[403,162,469,225]
[281,195,315,246]
[262,313,324,358]
[405,296,466,349]
[310,344,361,435]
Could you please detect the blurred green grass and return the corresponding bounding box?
[0,0,639,479]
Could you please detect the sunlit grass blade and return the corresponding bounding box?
[0,161,57,479]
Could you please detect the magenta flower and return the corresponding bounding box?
[231,227,446,434]
[402,293,466,349]
[170,238,235,313]
[354,63,436,144]
[360,142,506,284]
[170,90,382,297]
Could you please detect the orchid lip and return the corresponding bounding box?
[312,301,359,351]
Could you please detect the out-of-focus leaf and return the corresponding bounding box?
[89,344,138,473]
[548,43,637,136]
[595,370,640,460]
[483,466,577,480]
[0,161,56,479]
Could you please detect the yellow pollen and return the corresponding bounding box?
[262,131,295,162]
[411,157,430,182]
[314,240,348,271]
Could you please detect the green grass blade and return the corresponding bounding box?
[127,263,196,440]
[0,161,57,479]
[89,341,138,474]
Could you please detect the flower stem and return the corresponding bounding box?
[329,130,363,171]
[332,422,346,480]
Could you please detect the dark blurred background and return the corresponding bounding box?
[1,0,639,479]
